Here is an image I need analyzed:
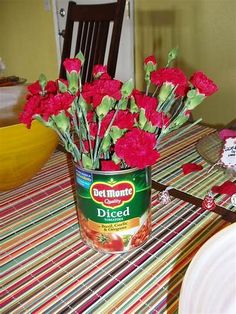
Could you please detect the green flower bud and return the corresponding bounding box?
[53,111,71,133]
[67,71,79,95]
[96,96,112,118]
[39,73,47,91]
[138,108,147,129]
[185,90,205,110]
[110,126,124,143]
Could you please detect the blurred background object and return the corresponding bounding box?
[0,57,6,75]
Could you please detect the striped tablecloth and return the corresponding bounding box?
[1,124,233,313]
[152,124,236,211]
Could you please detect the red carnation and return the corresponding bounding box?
[133,90,158,111]
[190,71,218,96]
[45,81,58,93]
[82,78,122,108]
[146,110,170,128]
[93,65,108,78]
[100,160,120,171]
[27,80,57,95]
[19,94,42,128]
[144,55,157,65]
[27,81,41,95]
[114,128,160,168]
[63,58,82,73]
[151,68,188,96]
[48,92,74,114]
[113,110,135,130]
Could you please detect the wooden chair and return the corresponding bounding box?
[59,0,126,84]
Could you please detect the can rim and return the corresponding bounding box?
[74,164,150,175]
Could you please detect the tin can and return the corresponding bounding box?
[74,165,152,253]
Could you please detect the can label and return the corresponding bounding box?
[75,166,152,253]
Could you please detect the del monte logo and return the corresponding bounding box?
[90,181,135,208]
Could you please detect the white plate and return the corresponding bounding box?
[179,223,236,314]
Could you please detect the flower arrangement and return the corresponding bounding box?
[20,49,218,171]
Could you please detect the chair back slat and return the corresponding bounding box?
[60,0,126,83]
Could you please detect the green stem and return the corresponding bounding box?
[158,85,177,112]
[158,118,202,149]
[169,100,184,123]
[74,107,84,160]
[79,76,82,92]
[152,86,158,97]
[51,121,83,166]
[145,80,150,96]
[93,119,102,166]
[92,99,125,168]
[81,108,94,162]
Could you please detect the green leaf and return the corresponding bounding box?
[96,96,112,117]
[121,79,133,97]
[75,51,85,65]
[82,154,93,169]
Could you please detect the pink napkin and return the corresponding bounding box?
[212,181,236,196]
[182,163,203,175]
[219,129,236,140]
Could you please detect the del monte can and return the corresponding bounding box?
[75,164,152,253]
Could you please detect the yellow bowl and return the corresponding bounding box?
[0,121,58,191]
[0,86,59,191]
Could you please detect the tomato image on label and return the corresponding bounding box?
[79,212,125,252]
[93,233,124,252]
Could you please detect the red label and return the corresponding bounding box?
[90,181,135,208]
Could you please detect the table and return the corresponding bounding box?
[1,124,235,313]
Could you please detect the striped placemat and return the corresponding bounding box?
[1,141,230,313]
[152,124,236,212]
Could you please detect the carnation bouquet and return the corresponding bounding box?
[20,49,218,171]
